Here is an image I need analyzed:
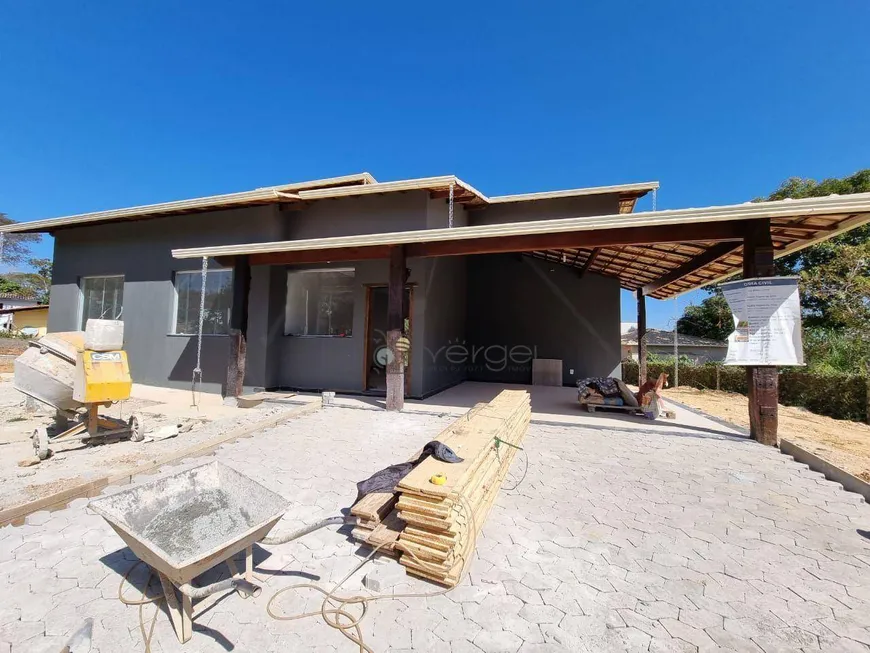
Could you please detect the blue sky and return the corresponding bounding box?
[1,1,867,328]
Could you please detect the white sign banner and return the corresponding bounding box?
[721,276,804,366]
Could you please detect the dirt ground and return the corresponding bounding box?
[663,385,870,482]
[0,376,311,511]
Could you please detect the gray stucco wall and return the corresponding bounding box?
[47,192,436,394]
[467,194,620,226]
[285,192,430,239]
[465,254,622,385]
[48,205,285,393]
[274,258,428,397]
[420,257,468,395]
[46,189,621,396]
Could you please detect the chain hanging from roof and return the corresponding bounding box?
[190,255,208,408]
[448,182,455,228]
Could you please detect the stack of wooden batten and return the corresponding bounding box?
[348,403,488,556]
[395,389,531,586]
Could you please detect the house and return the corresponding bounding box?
[1,171,868,444]
[0,293,37,331]
[0,304,50,337]
[621,328,727,363]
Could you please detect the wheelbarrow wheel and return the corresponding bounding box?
[32,427,51,460]
[129,414,145,442]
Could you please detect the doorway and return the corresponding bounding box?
[364,285,412,392]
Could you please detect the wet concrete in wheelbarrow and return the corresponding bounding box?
[89,461,289,566]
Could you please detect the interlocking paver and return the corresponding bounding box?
[473,629,524,653]
[0,405,869,652]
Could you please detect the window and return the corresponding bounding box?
[174,269,233,335]
[81,276,124,328]
[285,268,355,337]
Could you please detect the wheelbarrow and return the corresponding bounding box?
[89,461,291,644]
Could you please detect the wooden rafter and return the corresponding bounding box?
[579,248,601,276]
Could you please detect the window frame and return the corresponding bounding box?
[79,274,125,329]
[171,267,234,337]
[284,267,356,338]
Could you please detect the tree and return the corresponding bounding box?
[677,294,733,341]
[0,276,28,296]
[800,241,870,331]
[679,169,870,372]
[761,170,870,330]
[7,258,52,303]
[766,169,870,281]
[0,214,41,267]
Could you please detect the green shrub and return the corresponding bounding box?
[0,330,34,340]
[622,359,867,422]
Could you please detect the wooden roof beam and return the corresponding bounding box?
[405,221,748,259]
[578,248,601,276]
[231,222,748,268]
[642,241,743,296]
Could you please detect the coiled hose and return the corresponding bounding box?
[121,493,484,653]
[264,492,480,653]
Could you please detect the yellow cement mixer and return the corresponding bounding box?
[14,320,144,461]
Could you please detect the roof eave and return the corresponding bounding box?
[487,181,660,205]
[0,172,378,235]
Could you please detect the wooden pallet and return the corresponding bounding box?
[580,402,675,419]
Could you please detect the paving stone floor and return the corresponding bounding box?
[1,405,870,652]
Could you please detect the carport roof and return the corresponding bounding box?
[171,192,870,299]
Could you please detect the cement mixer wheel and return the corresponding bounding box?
[32,428,51,461]
[129,414,145,442]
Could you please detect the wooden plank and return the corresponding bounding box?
[350,491,398,523]
[743,218,778,446]
[397,400,530,498]
[367,510,406,551]
[158,573,186,643]
[394,391,532,587]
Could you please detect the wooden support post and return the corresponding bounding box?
[158,573,189,643]
[386,246,406,411]
[86,403,99,436]
[225,255,251,405]
[181,593,193,642]
[637,288,647,385]
[743,219,778,446]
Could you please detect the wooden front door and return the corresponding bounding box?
[364,285,412,392]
